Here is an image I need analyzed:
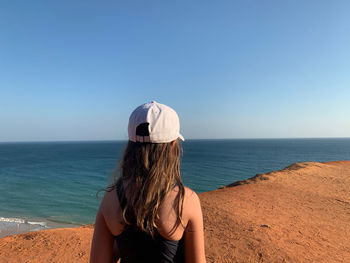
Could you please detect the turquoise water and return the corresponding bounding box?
[0,138,350,236]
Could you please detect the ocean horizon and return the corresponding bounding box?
[2,136,350,143]
[1,138,350,237]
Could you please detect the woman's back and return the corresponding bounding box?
[109,182,189,262]
[93,183,205,262]
[101,183,197,240]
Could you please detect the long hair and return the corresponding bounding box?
[110,140,185,237]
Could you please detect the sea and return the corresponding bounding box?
[1,138,350,237]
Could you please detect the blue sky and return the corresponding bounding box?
[1,0,349,141]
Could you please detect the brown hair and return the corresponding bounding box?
[110,140,185,237]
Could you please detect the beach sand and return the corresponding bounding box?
[1,161,349,262]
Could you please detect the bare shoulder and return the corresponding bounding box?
[165,185,199,206]
[158,186,200,222]
[157,185,201,239]
[166,185,200,205]
[183,186,200,206]
[98,187,124,236]
[99,188,119,212]
[181,186,202,225]
[184,186,198,198]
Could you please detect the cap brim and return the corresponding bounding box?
[178,134,185,141]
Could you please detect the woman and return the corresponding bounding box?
[90,101,206,263]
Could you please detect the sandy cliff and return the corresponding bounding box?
[1,161,349,263]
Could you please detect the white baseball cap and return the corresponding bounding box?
[128,101,185,143]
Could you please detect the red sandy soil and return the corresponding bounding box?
[1,161,349,263]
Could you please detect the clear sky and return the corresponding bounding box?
[1,0,349,142]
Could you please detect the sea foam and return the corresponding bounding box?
[0,216,48,238]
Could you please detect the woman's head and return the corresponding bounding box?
[128,101,184,143]
[114,102,185,236]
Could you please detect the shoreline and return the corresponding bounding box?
[0,216,82,238]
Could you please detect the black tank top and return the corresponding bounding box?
[114,182,185,263]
